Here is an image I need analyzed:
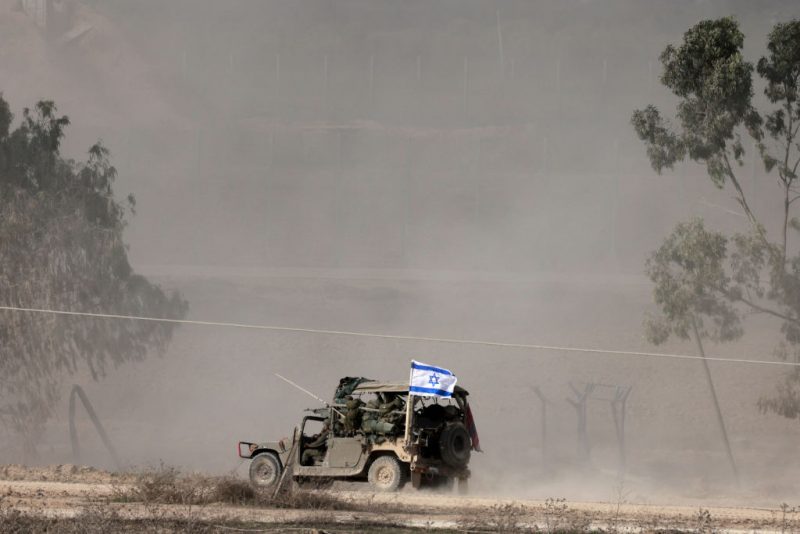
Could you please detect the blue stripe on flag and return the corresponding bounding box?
[409,385,453,397]
[411,361,453,375]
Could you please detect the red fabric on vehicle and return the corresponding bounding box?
[465,403,481,452]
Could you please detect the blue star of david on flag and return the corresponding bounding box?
[409,360,457,397]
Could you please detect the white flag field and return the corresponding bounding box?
[409,360,457,397]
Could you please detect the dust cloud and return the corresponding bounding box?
[2,0,800,506]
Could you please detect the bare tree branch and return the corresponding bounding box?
[721,286,800,325]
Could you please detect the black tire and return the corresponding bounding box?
[367,455,404,492]
[249,452,282,489]
[439,422,471,468]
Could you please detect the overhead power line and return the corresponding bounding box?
[0,304,797,368]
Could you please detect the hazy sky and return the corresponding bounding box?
[3,0,793,275]
[4,0,800,502]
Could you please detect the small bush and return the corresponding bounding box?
[113,464,372,512]
[115,465,207,505]
[211,476,255,505]
[457,502,527,532]
[695,508,718,534]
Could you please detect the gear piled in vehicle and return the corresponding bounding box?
[237,377,479,492]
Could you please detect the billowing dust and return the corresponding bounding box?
[1,0,800,510]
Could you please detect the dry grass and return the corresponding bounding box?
[112,464,376,512]
[0,505,221,533]
[0,491,408,533]
[113,464,263,506]
[456,502,527,532]
[0,511,416,534]
[8,465,759,533]
[452,498,604,534]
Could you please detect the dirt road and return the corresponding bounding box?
[0,465,794,532]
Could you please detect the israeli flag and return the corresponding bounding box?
[409,360,457,397]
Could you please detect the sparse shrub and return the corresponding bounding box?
[457,502,528,532]
[493,503,526,532]
[779,502,798,534]
[609,477,631,533]
[695,508,718,534]
[116,465,206,505]
[0,505,221,533]
[112,464,375,512]
[542,497,569,534]
[211,476,255,504]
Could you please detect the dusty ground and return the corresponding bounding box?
[1,464,797,533]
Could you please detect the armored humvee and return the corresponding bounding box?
[237,377,477,492]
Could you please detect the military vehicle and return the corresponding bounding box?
[237,377,478,492]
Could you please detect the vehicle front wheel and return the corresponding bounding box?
[367,455,404,492]
[249,452,282,489]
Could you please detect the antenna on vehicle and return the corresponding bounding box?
[274,373,345,418]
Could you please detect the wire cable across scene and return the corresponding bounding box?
[0,304,797,368]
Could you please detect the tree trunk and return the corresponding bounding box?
[783,181,790,265]
[691,316,740,487]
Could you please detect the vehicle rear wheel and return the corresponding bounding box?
[367,455,404,492]
[439,422,471,467]
[249,452,282,489]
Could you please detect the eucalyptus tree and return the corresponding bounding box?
[0,95,187,456]
[632,17,800,480]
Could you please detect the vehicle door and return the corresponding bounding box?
[326,436,364,468]
[298,415,327,466]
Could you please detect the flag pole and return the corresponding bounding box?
[404,363,414,449]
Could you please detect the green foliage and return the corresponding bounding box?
[632,17,761,188]
[758,21,800,108]
[645,219,742,344]
[757,342,800,419]
[0,94,187,449]
[0,97,10,141]
[756,21,800,184]
[759,369,800,419]
[634,19,800,422]
[629,105,685,173]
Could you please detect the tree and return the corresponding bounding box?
[0,95,187,455]
[644,218,741,482]
[632,17,800,477]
